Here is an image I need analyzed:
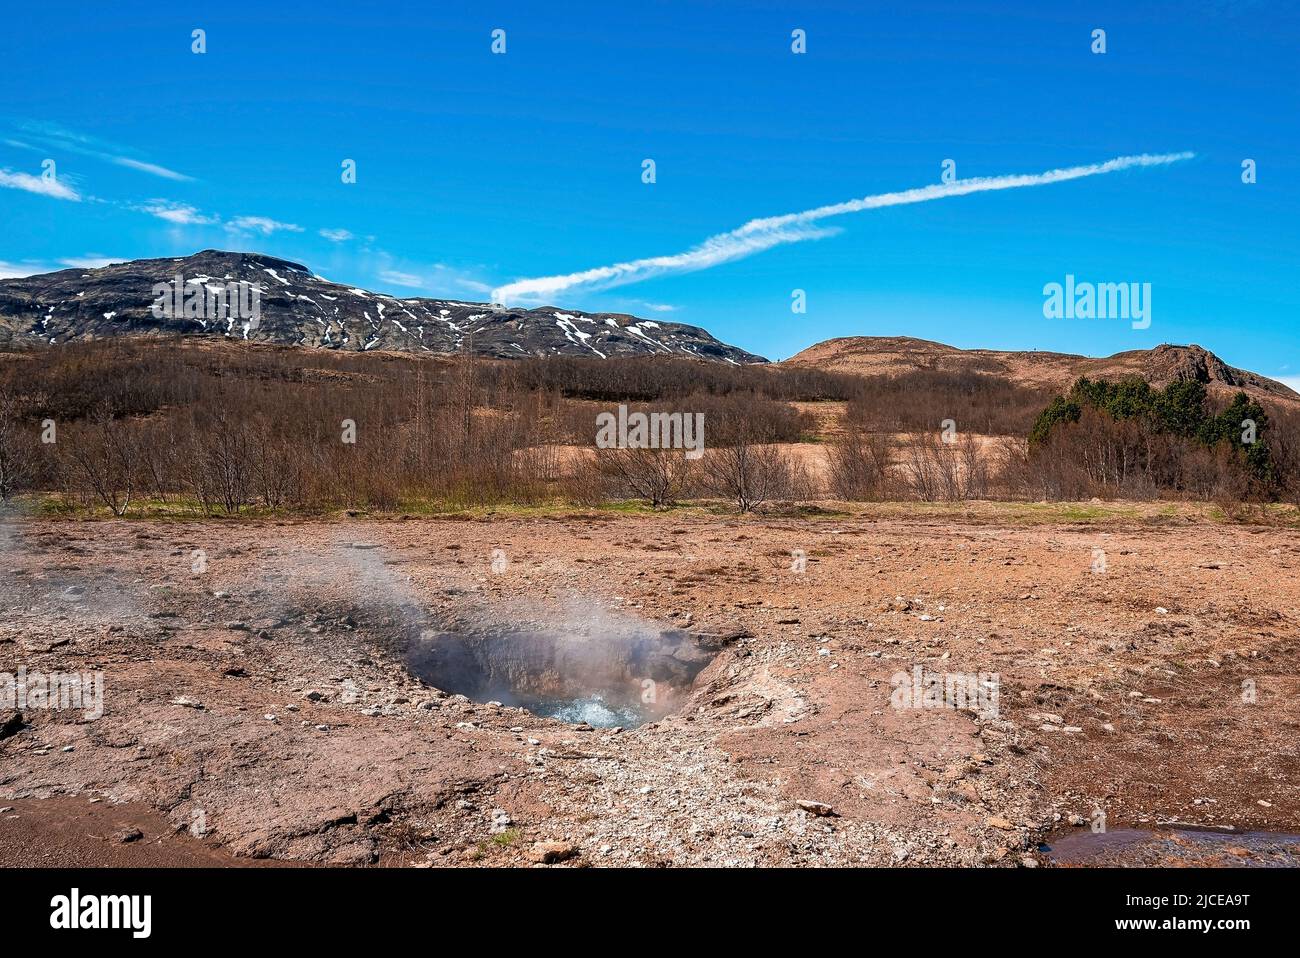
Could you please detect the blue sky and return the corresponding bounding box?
[1,0,1296,377]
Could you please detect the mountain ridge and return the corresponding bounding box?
[2,253,1293,409]
[0,250,768,364]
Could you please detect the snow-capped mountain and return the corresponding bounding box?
[0,250,768,363]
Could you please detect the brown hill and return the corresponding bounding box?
[781,336,1300,406]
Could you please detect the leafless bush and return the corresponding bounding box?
[596,447,695,508]
[1267,408,1300,509]
[3,339,1290,513]
[0,389,34,501]
[1017,407,1263,503]
[63,408,141,515]
[182,407,256,514]
[846,370,1057,436]
[827,429,893,501]
[704,440,803,512]
[957,434,990,499]
[899,431,988,501]
[556,449,607,506]
[249,422,305,510]
[550,392,809,446]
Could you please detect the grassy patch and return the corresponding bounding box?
[14,492,1300,528]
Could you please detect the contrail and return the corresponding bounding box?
[491,151,1194,304]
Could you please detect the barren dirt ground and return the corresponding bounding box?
[2,504,1297,867]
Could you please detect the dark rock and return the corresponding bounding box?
[690,628,752,650]
[0,710,24,740]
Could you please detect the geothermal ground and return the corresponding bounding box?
[1,503,1298,867]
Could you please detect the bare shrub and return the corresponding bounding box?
[847,370,1057,436]
[704,441,802,512]
[6,339,1295,513]
[899,431,988,501]
[0,389,34,501]
[596,447,695,508]
[250,422,305,510]
[1019,405,1267,504]
[827,429,893,501]
[63,408,141,516]
[557,449,607,506]
[1267,408,1300,509]
[957,434,990,499]
[184,407,254,514]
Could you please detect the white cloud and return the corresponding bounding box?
[643,303,678,313]
[111,156,193,182]
[494,223,837,304]
[378,269,426,288]
[9,121,193,181]
[227,215,303,235]
[370,259,493,296]
[491,151,1195,304]
[0,254,124,276]
[0,168,80,201]
[59,255,125,269]
[454,277,493,295]
[141,201,216,225]
[0,260,49,278]
[319,228,353,242]
[135,204,303,236]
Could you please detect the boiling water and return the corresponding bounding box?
[523,694,648,728]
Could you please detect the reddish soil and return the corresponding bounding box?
[0,796,275,867]
[1,503,1296,867]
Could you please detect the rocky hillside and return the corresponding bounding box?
[783,336,1299,405]
[0,250,767,364]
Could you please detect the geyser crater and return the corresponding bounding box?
[404,623,718,728]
